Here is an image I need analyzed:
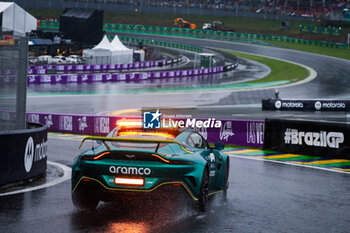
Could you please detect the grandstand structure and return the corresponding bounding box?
[3,0,350,21]
[54,0,350,18]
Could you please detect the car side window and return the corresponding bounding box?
[187,133,207,149]
[187,135,195,147]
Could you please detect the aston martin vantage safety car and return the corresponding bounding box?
[71,120,230,212]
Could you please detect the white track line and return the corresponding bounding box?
[0,161,71,197]
[228,154,350,175]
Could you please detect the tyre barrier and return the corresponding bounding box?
[27,65,238,85]
[28,57,183,75]
[0,123,47,186]
[262,99,350,112]
[264,119,350,159]
[26,112,264,148]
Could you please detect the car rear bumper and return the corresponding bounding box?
[72,176,198,201]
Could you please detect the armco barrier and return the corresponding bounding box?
[28,57,185,75]
[262,99,350,111]
[38,20,349,50]
[28,60,167,75]
[27,66,230,85]
[0,123,47,186]
[26,112,264,148]
[263,118,350,159]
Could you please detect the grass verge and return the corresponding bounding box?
[226,50,309,84]
[122,50,309,94]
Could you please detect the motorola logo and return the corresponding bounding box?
[24,137,34,173]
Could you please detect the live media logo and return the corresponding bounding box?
[143,110,161,129]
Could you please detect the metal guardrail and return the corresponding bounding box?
[27,66,229,85]
[28,59,182,75]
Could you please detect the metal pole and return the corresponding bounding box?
[16,36,28,130]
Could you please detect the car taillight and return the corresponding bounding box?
[114,177,144,186]
[80,152,110,161]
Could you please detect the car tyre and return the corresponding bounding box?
[223,158,230,200]
[72,190,99,211]
[198,166,209,212]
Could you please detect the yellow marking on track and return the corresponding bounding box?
[257,154,302,159]
[334,168,350,172]
[56,134,75,137]
[293,159,349,165]
[227,149,260,154]
[108,109,140,116]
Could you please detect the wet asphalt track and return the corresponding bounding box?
[1,137,350,233]
[3,36,350,232]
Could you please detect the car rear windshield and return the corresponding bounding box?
[111,130,176,151]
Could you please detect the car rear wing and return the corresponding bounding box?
[79,136,193,154]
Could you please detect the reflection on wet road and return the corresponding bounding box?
[1,138,350,233]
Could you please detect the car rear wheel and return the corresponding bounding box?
[198,166,209,212]
[72,190,99,211]
[223,158,230,200]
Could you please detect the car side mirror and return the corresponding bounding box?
[214,142,225,150]
[96,140,102,145]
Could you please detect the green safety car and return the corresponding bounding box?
[71,120,230,211]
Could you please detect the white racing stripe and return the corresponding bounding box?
[228,154,350,175]
[0,161,71,197]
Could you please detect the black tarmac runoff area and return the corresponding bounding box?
[1,137,350,233]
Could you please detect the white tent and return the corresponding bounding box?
[83,35,133,65]
[110,35,133,64]
[93,35,116,51]
[110,35,130,51]
[0,2,37,35]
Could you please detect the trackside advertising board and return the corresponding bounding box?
[0,123,47,186]
[264,119,350,159]
[26,112,264,148]
[262,99,350,111]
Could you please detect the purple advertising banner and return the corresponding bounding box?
[27,66,226,85]
[26,112,264,147]
[27,58,181,74]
